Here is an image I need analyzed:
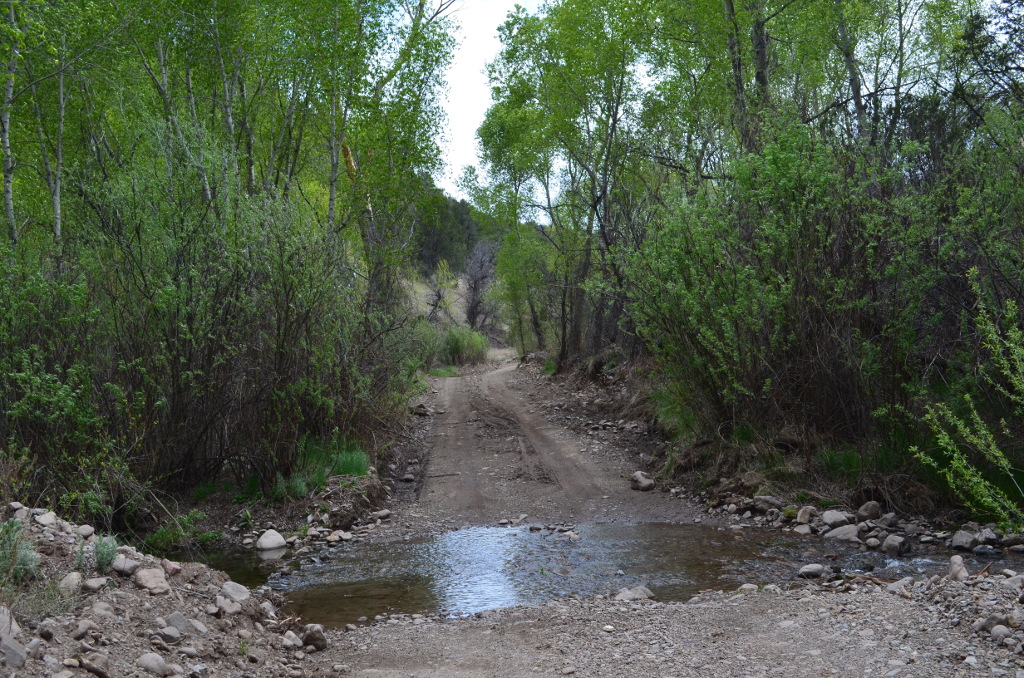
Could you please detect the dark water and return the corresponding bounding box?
[201,523,1019,628]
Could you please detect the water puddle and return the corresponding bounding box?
[241,523,1019,628]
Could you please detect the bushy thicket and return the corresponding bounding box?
[0,0,456,526]
[479,0,1024,514]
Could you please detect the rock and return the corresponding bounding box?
[409,403,430,416]
[991,625,1014,642]
[76,524,96,538]
[972,544,999,556]
[1001,575,1024,591]
[33,511,57,527]
[882,534,907,556]
[370,509,392,520]
[161,559,182,577]
[220,581,250,603]
[215,595,241,616]
[856,501,882,522]
[972,613,1010,634]
[821,510,849,528]
[0,633,26,668]
[165,611,190,634]
[822,524,861,542]
[58,571,83,597]
[156,626,181,644]
[1002,533,1024,547]
[798,564,825,578]
[92,601,115,618]
[630,471,655,492]
[112,554,142,576]
[256,529,287,551]
[283,630,302,649]
[752,495,783,512]
[949,555,970,581]
[135,567,170,595]
[613,586,654,601]
[886,576,915,597]
[0,606,20,636]
[951,530,979,551]
[260,601,277,619]
[83,577,108,593]
[302,624,329,651]
[790,503,815,524]
[793,524,812,536]
[865,537,881,549]
[978,527,1001,545]
[72,619,100,640]
[138,651,170,676]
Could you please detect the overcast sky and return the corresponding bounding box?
[435,0,542,199]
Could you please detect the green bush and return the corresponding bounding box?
[94,535,119,573]
[0,520,39,586]
[143,509,220,554]
[440,327,489,366]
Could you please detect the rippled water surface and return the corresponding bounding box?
[233,523,1019,628]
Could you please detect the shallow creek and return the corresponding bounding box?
[209,523,1018,628]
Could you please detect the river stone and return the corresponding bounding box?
[822,524,861,542]
[1001,575,1024,591]
[58,571,83,597]
[1002,533,1024,547]
[0,633,26,668]
[112,554,142,576]
[856,501,882,522]
[370,509,392,521]
[221,581,250,603]
[283,630,302,649]
[882,534,907,556]
[76,524,95,538]
[216,595,241,616]
[821,510,849,528]
[991,625,1014,642]
[798,564,825,578]
[752,496,783,512]
[949,555,970,581]
[978,527,1001,545]
[302,624,329,651]
[135,568,170,595]
[614,586,654,601]
[865,537,881,549]
[165,611,189,634]
[630,471,655,492]
[793,524,813,536]
[137,652,170,676]
[0,606,20,637]
[83,577,108,593]
[156,626,181,644]
[256,529,287,551]
[795,506,816,524]
[33,511,57,528]
[951,530,979,551]
[972,613,1010,633]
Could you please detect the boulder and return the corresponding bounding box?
[0,606,20,637]
[135,568,170,595]
[0,633,26,669]
[76,524,95,538]
[751,496,783,513]
[630,471,655,492]
[882,534,907,556]
[33,511,57,527]
[795,506,816,524]
[256,529,287,551]
[821,510,850,528]
[856,501,882,522]
[822,524,861,542]
[83,577,108,593]
[112,554,142,576]
[951,530,979,551]
[613,586,654,601]
[302,624,329,651]
[137,652,170,676]
[58,571,83,597]
[948,555,970,582]
[977,527,1001,545]
[798,564,825,579]
[220,581,250,603]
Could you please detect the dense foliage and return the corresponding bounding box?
[0,0,457,525]
[476,0,1024,513]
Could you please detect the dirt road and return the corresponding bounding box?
[415,362,687,527]
[329,362,994,677]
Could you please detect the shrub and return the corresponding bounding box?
[0,520,38,586]
[440,327,489,366]
[94,535,119,572]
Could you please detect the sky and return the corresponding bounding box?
[435,0,542,200]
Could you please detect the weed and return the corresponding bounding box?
[270,475,287,503]
[233,476,262,504]
[542,358,556,376]
[0,520,38,586]
[193,480,218,502]
[143,509,216,554]
[94,535,118,572]
[427,365,458,378]
[286,474,309,499]
[439,327,488,366]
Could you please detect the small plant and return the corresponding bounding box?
[239,638,250,656]
[193,480,218,502]
[239,509,253,530]
[286,474,309,499]
[427,365,458,378]
[143,509,215,554]
[542,358,556,376]
[439,327,489,366]
[74,537,86,570]
[0,520,39,586]
[270,475,287,503]
[94,535,119,572]
[233,476,262,504]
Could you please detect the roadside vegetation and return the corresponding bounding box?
[469,0,1024,524]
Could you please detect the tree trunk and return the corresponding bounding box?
[3,0,20,245]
